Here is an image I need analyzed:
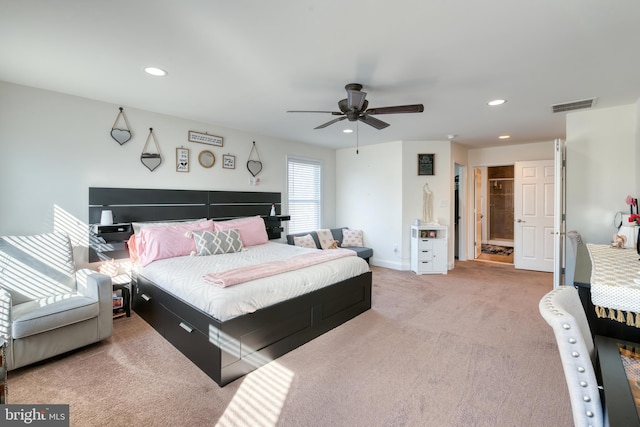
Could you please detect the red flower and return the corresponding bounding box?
[629,213,640,225]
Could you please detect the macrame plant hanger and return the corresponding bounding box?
[111,107,132,145]
[140,127,162,172]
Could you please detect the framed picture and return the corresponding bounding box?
[428,230,437,238]
[223,154,235,169]
[418,153,435,176]
[176,147,190,172]
[188,130,223,147]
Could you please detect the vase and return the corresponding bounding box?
[636,227,640,258]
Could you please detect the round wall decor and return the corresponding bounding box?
[198,150,215,168]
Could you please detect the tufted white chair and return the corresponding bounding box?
[539,286,608,427]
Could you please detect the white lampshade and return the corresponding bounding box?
[100,210,114,225]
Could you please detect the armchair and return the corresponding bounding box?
[0,232,112,370]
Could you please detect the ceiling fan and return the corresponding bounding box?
[287,83,424,130]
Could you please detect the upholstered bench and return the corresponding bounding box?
[286,227,373,263]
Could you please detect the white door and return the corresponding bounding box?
[514,160,555,271]
[474,168,482,259]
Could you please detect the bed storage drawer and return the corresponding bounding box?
[132,280,167,328]
[163,310,221,381]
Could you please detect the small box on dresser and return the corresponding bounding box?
[410,225,448,275]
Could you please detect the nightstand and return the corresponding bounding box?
[89,223,133,262]
[112,280,131,318]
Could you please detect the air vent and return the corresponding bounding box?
[551,98,597,113]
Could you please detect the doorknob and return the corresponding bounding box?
[517,219,525,223]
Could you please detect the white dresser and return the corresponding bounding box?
[410,225,448,275]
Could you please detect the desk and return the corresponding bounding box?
[596,335,640,426]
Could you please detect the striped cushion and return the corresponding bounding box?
[191,229,244,256]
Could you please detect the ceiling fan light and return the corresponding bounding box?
[144,67,167,76]
[347,90,367,110]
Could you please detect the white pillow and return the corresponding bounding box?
[316,229,336,250]
[341,229,364,247]
[293,234,317,249]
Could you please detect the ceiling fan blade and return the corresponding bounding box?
[287,110,343,115]
[365,104,424,115]
[358,114,389,130]
[314,116,347,129]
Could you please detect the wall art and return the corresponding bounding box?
[111,107,132,145]
[223,154,235,169]
[140,128,162,172]
[188,130,223,147]
[198,150,215,168]
[246,141,262,177]
[418,153,435,176]
[176,147,190,172]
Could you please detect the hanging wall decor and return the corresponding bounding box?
[246,141,263,177]
[111,107,132,145]
[223,154,236,169]
[176,147,190,172]
[188,130,223,147]
[198,150,215,168]
[140,128,162,171]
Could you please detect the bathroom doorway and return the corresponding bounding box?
[487,165,514,246]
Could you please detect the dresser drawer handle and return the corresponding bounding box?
[179,322,193,333]
[141,294,151,301]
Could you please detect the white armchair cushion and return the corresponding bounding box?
[11,294,98,339]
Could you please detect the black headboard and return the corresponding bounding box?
[89,187,282,223]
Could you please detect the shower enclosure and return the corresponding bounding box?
[488,166,514,245]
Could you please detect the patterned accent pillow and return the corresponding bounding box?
[341,229,364,247]
[293,234,317,249]
[191,229,244,256]
[316,229,336,249]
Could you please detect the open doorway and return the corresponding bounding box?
[475,165,514,264]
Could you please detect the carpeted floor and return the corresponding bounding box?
[8,262,572,426]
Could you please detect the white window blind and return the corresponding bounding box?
[287,157,322,234]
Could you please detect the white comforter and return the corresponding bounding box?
[136,242,370,321]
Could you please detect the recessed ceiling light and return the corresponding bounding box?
[343,129,353,134]
[144,67,167,76]
[488,99,506,106]
[498,135,511,139]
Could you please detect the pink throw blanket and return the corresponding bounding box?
[203,248,356,288]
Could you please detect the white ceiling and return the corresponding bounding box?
[2,1,640,150]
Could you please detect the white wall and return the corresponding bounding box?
[0,82,337,244]
[336,141,404,269]
[566,104,638,243]
[401,141,453,268]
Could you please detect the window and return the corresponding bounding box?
[287,156,322,234]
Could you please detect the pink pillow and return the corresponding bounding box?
[137,220,214,266]
[214,216,268,247]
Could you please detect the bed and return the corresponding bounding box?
[89,187,372,386]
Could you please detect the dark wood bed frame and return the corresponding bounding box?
[89,187,372,386]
